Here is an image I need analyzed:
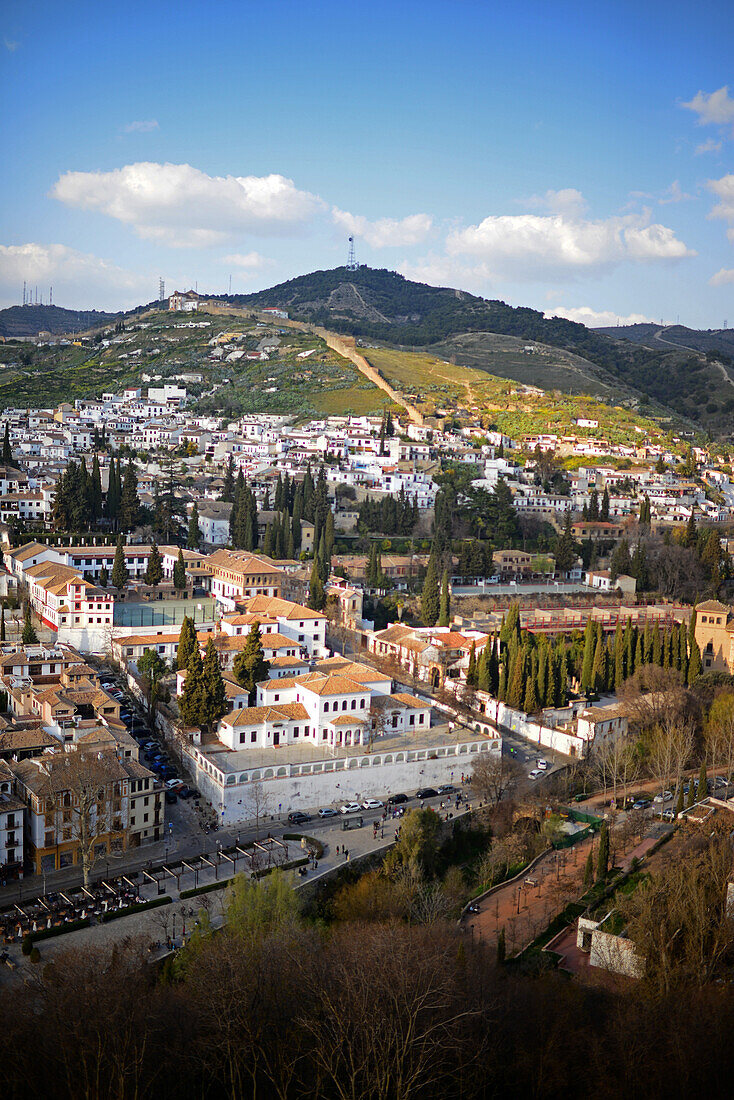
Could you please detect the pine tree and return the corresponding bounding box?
[188,502,201,549]
[596,822,609,881]
[233,621,271,704]
[439,569,450,627]
[173,549,187,591]
[22,605,37,645]
[179,645,204,728]
[144,541,163,587]
[421,556,440,626]
[308,558,325,611]
[111,535,127,589]
[200,638,227,732]
[176,615,198,671]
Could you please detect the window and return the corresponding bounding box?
[44,830,54,847]
[143,813,149,823]
[351,700,356,710]
[251,731,256,743]
[324,701,329,713]
[293,727,299,737]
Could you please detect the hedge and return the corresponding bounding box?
[22,916,91,950]
[180,878,235,900]
[282,833,324,859]
[101,896,172,923]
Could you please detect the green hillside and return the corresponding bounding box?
[0,303,121,338]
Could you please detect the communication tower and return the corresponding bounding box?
[346,236,358,271]
[49,286,53,306]
[159,277,165,302]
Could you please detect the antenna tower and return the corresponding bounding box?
[346,236,358,271]
[49,286,53,306]
[159,277,165,302]
[22,281,26,306]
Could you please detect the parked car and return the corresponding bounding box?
[362,798,383,809]
[715,776,729,789]
[178,787,193,799]
[165,779,183,791]
[437,784,457,794]
[653,790,673,804]
[537,760,549,770]
[318,807,338,818]
[416,788,438,799]
[287,811,312,825]
[340,802,362,815]
[527,769,542,780]
[386,793,409,805]
[632,798,651,810]
[662,808,676,822]
[165,791,178,805]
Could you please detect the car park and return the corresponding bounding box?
[287,811,312,825]
[340,802,362,815]
[318,807,338,818]
[416,788,438,799]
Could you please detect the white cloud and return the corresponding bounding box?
[545,305,654,327]
[123,120,159,133]
[695,137,722,155]
[397,255,492,292]
[0,242,151,311]
[332,208,432,248]
[4,37,19,51]
[707,174,734,241]
[524,188,587,218]
[446,201,694,279]
[221,251,270,270]
[51,162,322,247]
[658,180,692,204]
[682,86,734,127]
[709,268,734,287]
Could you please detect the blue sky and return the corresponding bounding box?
[1,0,734,327]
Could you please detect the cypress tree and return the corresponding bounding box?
[591,633,604,693]
[596,822,609,881]
[507,648,526,709]
[488,637,500,696]
[99,566,108,588]
[233,621,271,704]
[651,624,662,666]
[686,777,696,809]
[675,785,684,819]
[523,671,538,714]
[581,619,595,692]
[634,632,644,671]
[118,463,140,532]
[176,615,198,671]
[0,606,5,642]
[111,535,127,589]
[308,558,325,611]
[274,473,283,511]
[614,622,625,690]
[221,456,235,502]
[439,569,450,627]
[144,541,163,587]
[2,423,11,465]
[466,642,478,687]
[22,605,38,645]
[179,645,204,728]
[536,643,548,706]
[421,556,440,627]
[679,622,689,679]
[688,636,702,685]
[188,502,201,549]
[600,486,610,521]
[90,453,103,523]
[173,549,187,591]
[200,638,227,732]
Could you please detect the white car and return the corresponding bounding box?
[340,802,362,815]
[528,769,542,780]
[537,760,549,770]
[362,798,384,809]
[653,790,673,804]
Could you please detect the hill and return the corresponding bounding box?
[222,267,733,436]
[594,322,734,360]
[0,304,121,338]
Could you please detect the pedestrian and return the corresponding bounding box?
[346,850,350,862]
[336,844,340,855]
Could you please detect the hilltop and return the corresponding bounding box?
[594,322,734,360]
[0,303,121,338]
[221,267,733,435]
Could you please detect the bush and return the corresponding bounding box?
[24,917,91,947]
[29,947,40,964]
[100,896,171,922]
[21,936,32,956]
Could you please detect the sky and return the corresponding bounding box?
[1,0,734,328]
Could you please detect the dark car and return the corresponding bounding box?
[165,791,178,805]
[178,786,193,799]
[287,811,312,825]
[416,788,438,799]
[387,793,409,805]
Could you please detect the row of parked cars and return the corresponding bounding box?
[286,785,460,825]
[98,671,198,805]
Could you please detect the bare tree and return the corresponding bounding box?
[246,779,271,841]
[705,692,734,785]
[48,749,126,888]
[471,752,522,806]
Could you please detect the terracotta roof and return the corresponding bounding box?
[223,702,309,726]
[391,692,431,709]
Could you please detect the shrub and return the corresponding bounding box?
[29,947,40,964]
[21,936,32,956]
[101,896,171,922]
[180,878,234,900]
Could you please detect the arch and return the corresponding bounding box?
[239,773,249,783]
[359,758,369,767]
[371,756,382,766]
[395,753,405,763]
[226,775,236,785]
[348,758,358,769]
[383,754,393,764]
[250,770,261,781]
[262,769,274,779]
[277,766,287,777]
